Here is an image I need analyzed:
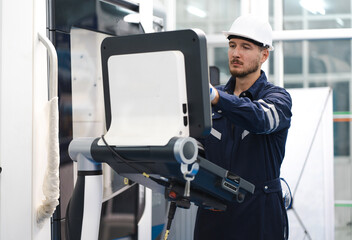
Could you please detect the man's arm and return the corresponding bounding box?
[213,87,292,134]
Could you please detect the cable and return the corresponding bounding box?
[101,135,146,173]
[100,135,170,188]
[163,201,177,240]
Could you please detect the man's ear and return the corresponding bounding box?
[261,49,269,63]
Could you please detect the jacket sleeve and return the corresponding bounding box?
[214,87,292,134]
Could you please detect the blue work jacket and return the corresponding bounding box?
[194,71,292,240]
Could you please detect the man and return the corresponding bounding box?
[194,15,292,240]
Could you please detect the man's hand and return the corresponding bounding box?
[209,83,219,105]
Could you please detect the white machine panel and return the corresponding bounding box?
[101,50,189,146]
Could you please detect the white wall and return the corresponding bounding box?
[0,0,51,239]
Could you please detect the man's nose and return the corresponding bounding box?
[231,48,240,57]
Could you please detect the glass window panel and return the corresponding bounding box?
[269,51,274,75]
[332,82,350,112]
[308,19,351,29]
[269,0,274,17]
[308,40,351,74]
[334,206,352,238]
[324,0,351,14]
[334,160,352,200]
[283,0,352,16]
[283,20,304,30]
[214,47,231,84]
[334,122,350,156]
[277,0,352,30]
[284,0,303,16]
[175,0,241,34]
[284,82,304,88]
[309,82,328,88]
[284,41,303,74]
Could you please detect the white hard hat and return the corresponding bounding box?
[223,15,274,51]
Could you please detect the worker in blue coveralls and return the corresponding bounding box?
[194,15,292,240]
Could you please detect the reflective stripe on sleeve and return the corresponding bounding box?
[258,99,280,132]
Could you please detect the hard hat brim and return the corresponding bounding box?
[223,31,274,51]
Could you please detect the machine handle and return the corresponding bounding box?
[36,32,60,227]
[38,32,58,99]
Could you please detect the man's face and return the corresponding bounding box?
[227,38,268,78]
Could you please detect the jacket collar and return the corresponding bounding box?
[224,70,268,101]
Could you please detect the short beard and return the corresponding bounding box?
[229,60,260,78]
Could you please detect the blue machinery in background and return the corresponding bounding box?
[65,30,255,240]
